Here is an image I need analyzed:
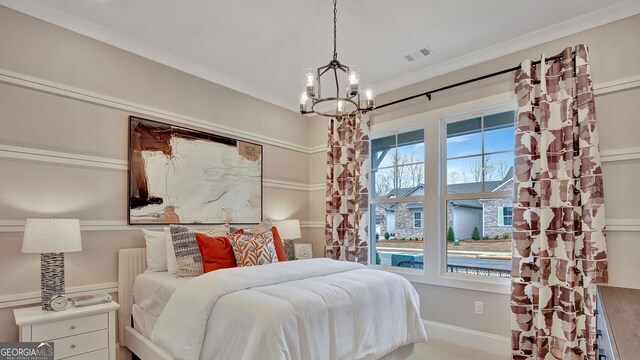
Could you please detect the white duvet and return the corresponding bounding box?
[151,258,427,360]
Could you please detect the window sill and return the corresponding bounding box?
[368,265,511,295]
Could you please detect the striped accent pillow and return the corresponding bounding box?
[170,224,229,277]
[229,230,278,267]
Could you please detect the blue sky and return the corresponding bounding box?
[447,125,514,185]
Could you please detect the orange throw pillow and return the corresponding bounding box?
[195,233,237,273]
[270,226,288,262]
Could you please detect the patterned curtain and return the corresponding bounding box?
[511,44,608,360]
[325,114,370,264]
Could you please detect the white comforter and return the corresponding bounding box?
[151,258,427,360]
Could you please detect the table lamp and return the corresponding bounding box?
[273,220,301,258]
[22,218,82,311]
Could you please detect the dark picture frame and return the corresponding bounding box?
[128,116,263,225]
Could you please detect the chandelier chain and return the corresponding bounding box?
[333,0,337,61]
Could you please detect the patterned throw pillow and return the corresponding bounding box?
[228,230,279,267]
[237,219,273,235]
[170,224,229,277]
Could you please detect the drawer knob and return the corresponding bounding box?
[70,344,76,349]
[70,325,76,330]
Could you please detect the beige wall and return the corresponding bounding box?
[310,14,640,338]
[1,3,639,349]
[0,6,318,345]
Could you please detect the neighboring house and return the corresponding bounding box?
[479,173,514,238]
[374,168,514,240]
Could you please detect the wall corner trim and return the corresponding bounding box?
[422,319,510,358]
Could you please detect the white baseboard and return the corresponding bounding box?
[423,319,510,358]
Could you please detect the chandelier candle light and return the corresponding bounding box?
[299,0,375,118]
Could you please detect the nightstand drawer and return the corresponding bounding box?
[64,348,108,360]
[32,313,107,341]
[52,329,108,359]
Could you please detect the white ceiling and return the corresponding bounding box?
[2,0,640,112]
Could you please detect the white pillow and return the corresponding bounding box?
[164,227,178,274]
[141,229,168,272]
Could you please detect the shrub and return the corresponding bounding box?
[447,226,455,243]
[375,233,379,240]
[494,234,500,240]
[287,254,298,261]
[502,232,510,239]
[482,235,490,240]
[375,251,381,265]
[471,226,481,240]
[384,232,390,240]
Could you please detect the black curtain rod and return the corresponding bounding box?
[373,52,573,111]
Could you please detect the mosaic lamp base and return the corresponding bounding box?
[40,253,65,311]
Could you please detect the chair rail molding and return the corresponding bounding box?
[0,282,118,309]
[0,220,326,232]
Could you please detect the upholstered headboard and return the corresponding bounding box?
[118,248,146,346]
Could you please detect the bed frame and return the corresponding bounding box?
[118,248,415,360]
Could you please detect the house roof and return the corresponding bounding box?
[379,166,514,211]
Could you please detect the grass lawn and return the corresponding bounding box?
[377,239,511,253]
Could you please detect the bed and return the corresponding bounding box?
[118,248,427,360]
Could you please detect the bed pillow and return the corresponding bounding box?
[164,227,178,274]
[228,230,278,267]
[270,226,288,262]
[142,229,168,272]
[241,219,273,235]
[170,224,229,276]
[195,233,237,273]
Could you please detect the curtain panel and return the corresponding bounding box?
[511,44,608,360]
[325,114,370,264]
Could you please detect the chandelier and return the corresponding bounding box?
[299,0,375,118]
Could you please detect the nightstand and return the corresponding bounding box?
[14,301,119,360]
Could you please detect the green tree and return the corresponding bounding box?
[447,226,455,242]
[384,232,390,240]
[472,226,481,240]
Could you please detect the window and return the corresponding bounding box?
[499,206,513,226]
[370,129,424,269]
[413,211,422,228]
[444,110,515,278]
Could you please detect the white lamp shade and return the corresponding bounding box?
[273,219,302,240]
[22,219,82,253]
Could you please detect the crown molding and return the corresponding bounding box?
[0,68,314,154]
[0,0,299,112]
[375,0,640,95]
[3,0,639,112]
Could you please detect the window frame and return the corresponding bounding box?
[413,211,423,228]
[499,206,513,226]
[369,125,425,269]
[367,100,516,295]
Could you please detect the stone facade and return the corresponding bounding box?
[395,204,423,239]
[479,197,513,238]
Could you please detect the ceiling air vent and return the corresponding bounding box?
[404,45,433,63]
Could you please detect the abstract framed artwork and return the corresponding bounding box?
[128,116,263,225]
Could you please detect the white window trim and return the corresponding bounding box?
[413,211,422,228]
[368,95,516,295]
